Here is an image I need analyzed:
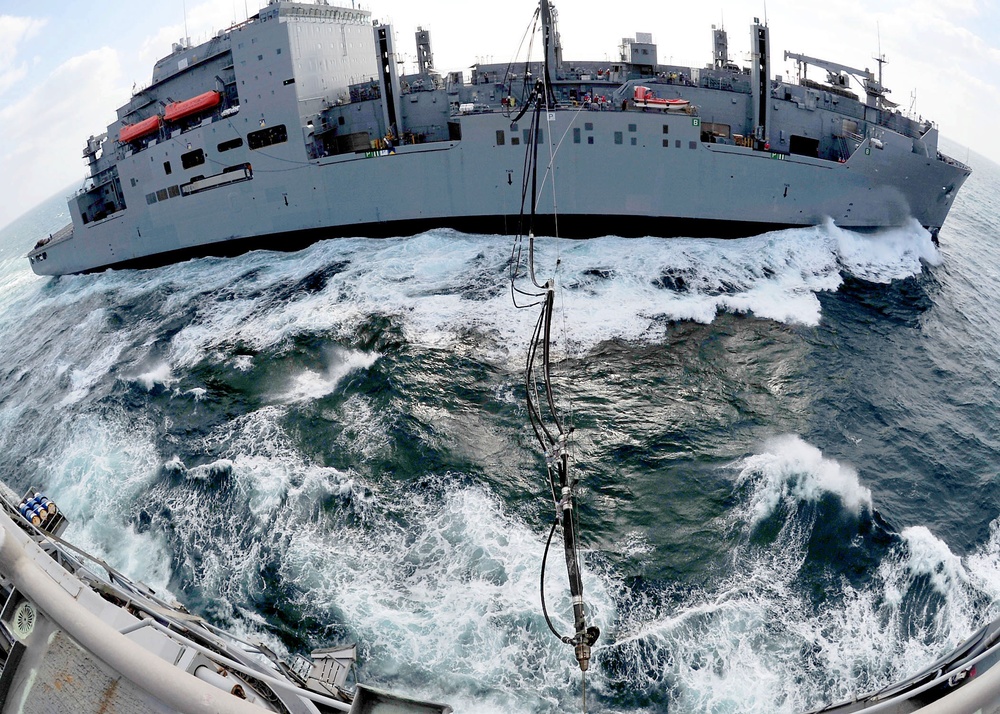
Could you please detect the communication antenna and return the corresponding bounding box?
[183,0,189,46]
[873,22,887,89]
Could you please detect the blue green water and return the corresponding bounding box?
[0,153,998,712]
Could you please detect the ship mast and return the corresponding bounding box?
[538,0,561,105]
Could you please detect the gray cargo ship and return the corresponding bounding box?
[27,0,970,276]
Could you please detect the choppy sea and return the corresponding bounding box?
[0,146,998,713]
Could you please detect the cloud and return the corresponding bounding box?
[0,15,47,96]
[137,0,260,72]
[0,47,127,229]
[865,4,1000,157]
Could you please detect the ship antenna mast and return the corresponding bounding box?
[873,22,886,90]
[539,0,559,106]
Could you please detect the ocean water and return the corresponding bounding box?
[0,152,998,713]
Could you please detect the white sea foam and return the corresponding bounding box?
[115,401,615,712]
[74,222,934,377]
[279,483,614,712]
[274,348,379,404]
[51,308,128,407]
[897,526,970,597]
[597,440,1000,713]
[132,361,176,391]
[966,519,1000,606]
[30,409,174,594]
[872,525,977,645]
[832,218,942,281]
[231,354,254,371]
[736,434,873,524]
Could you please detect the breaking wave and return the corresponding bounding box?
[1,220,939,404]
[594,437,1000,712]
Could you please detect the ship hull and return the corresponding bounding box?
[27,111,968,277]
[59,216,805,274]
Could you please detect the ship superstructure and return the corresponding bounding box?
[27,0,970,275]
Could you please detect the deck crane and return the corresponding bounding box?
[784,50,898,109]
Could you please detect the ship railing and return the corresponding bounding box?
[28,518,353,712]
[840,625,1000,712]
[32,223,74,250]
[937,151,971,171]
[17,511,192,627]
[118,617,352,712]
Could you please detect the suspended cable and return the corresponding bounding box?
[506,12,600,681]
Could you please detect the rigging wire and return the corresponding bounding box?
[501,7,541,118]
[506,12,599,690]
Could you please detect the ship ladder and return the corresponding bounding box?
[836,134,852,162]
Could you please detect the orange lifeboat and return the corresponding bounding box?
[632,85,690,110]
[164,91,222,123]
[119,115,162,143]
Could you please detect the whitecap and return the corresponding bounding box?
[736,434,873,525]
[132,362,176,391]
[832,218,942,281]
[273,348,380,404]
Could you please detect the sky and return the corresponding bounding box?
[0,0,997,230]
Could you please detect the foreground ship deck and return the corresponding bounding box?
[27,0,970,276]
[0,484,450,714]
